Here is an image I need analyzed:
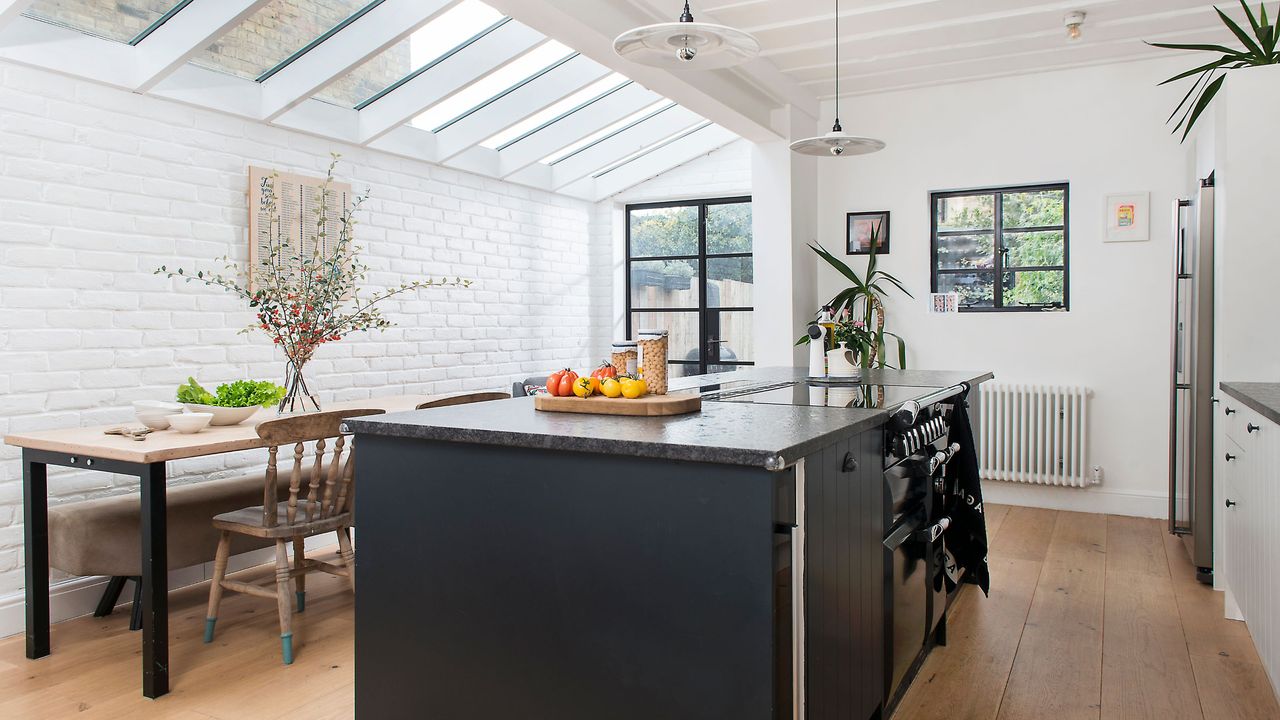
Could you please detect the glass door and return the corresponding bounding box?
[626,197,753,377]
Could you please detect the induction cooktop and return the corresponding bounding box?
[704,381,945,410]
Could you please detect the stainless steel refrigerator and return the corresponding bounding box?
[1169,175,1215,582]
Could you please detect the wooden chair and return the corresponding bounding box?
[416,391,510,410]
[203,408,384,664]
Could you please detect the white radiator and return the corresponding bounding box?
[976,383,1093,487]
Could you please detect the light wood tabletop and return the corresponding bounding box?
[3,394,439,465]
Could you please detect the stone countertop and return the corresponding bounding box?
[1220,382,1280,426]
[346,367,994,470]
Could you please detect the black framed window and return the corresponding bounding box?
[626,197,753,377]
[930,183,1069,312]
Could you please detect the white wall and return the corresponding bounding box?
[814,57,1191,518]
[0,60,609,609]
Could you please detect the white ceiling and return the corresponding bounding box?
[698,0,1243,97]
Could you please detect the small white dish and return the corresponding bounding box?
[134,400,183,413]
[182,404,259,426]
[135,412,172,431]
[166,413,212,434]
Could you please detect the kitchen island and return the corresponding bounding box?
[347,367,992,720]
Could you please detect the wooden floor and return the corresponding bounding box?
[894,505,1280,720]
[0,508,1276,719]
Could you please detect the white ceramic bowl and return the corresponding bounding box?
[135,412,172,431]
[166,413,212,434]
[182,404,259,426]
[134,400,183,413]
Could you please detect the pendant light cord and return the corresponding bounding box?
[832,0,842,132]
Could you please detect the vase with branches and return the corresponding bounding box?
[1150,1,1280,141]
[798,223,911,369]
[157,156,472,413]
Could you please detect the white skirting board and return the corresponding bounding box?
[982,480,1167,519]
[0,533,346,640]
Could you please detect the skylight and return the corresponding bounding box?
[592,122,713,178]
[191,0,373,82]
[315,0,505,109]
[23,0,189,45]
[410,41,575,134]
[480,74,631,151]
[541,101,677,165]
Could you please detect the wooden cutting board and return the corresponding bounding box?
[533,392,702,416]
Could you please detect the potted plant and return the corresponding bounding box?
[158,156,471,413]
[1150,1,1280,141]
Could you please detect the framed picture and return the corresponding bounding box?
[1104,192,1150,242]
[929,293,960,314]
[846,211,890,255]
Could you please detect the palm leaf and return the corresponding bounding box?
[1181,74,1226,141]
[811,243,870,293]
[1240,0,1264,37]
[1217,7,1266,57]
[1157,55,1237,86]
[1147,40,1245,54]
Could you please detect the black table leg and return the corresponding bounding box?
[139,462,168,698]
[23,452,49,659]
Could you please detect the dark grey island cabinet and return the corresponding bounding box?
[346,368,991,720]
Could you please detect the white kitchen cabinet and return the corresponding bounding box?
[1218,396,1280,692]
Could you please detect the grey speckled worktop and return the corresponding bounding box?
[346,367,993,470]
[1220,382,1280,426]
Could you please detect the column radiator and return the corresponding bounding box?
[976,383,1094,487]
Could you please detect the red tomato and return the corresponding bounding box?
[591,362,617,381]
[546,370,565,396]
[556,370,578,397]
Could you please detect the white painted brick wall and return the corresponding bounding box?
[0,61,610,597]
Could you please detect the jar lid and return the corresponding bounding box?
[638,329,669,338]
[612,340,638,348]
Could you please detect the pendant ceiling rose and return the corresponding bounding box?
[790,0,884,157]
[613,1,760,70]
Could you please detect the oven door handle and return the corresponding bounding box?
[915,516,952,543]
[883,508,928,551]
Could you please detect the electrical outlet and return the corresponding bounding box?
[1092,465,1104,484]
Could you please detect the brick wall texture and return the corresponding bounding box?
[0,60,613,597]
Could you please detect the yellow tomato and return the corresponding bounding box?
[620,377,648,399]
[572,376,596,398]
[599,377,623,398]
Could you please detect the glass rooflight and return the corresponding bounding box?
[316,0,505,109]
[481,73,630,151]
[411,40,575,134]
[593,122,714,178]
[541,100,676,165]
[191,0,375,82]
[23,0,191,44]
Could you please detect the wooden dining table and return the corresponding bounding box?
[3,393,439,699]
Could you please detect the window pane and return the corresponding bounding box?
[1003,189,1065,229]
[1004,230,1065,267]
[481,74,629,149]
[629,205,697,257]
[542,101,674,165]
[630,260,698,309]
[314,0,504,108]
[1002,270,1065,307]
[24,0,184,43]
[411,41,573,132]
[709,311,753,363]
[707,257,752,307]
[631,312,700,365]
[936,194,994,232]
[192,0,372,81]
[707,202,752,253]
[937,272,995,308]
[936,233,994,270]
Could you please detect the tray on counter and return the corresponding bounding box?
[533,392,702,417]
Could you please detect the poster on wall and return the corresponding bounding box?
[929,293,960,314]
[1104,192,1150,242]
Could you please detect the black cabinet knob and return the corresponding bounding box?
[841,453,857,473]
[1225,453,1237,462]
[1225,407,1237,415]
[1226,499,1237,508]
[1248,423,1261,434]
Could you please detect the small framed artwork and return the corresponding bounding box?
[846,211,890,255]
[929,293,960,314]
[1104,192,1150,242]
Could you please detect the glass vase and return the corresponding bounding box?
[279,356,321,414]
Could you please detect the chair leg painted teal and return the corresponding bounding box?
[293,536,306,613]
[274,539,295,664]
[204,531,231,643]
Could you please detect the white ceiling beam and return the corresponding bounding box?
[0,17,134,87]
[431,54,611,163]
[259,0,457,121]
[148,61,264,118]
[132,0,272,92]
[576,124,739,201]
[485,0,809,142]
[0,0,36,31]
[355,20,544,145]
[548,105,703,190]
[496,81,660,177]
[270,97,360,144]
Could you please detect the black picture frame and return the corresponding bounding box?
[846,211,890,255]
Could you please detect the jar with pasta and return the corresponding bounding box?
[637,330,669,395]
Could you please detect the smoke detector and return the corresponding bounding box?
[1064,11,1086,40]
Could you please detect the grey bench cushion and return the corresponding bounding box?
[48,473,290,578]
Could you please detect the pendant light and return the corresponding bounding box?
[790,0,885,157]
[613,1,760,70]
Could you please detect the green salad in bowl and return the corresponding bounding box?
[176,378,287,425]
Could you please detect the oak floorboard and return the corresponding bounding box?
[1105,515,1168,578]
[1189,654,1280,720]
[1160,529,1259,663]
[988,506,1058,563]
[983,503,1012,542]
[995,511,1106,720]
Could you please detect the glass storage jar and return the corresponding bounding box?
[611,341,638,377]
[637,329,669,395]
